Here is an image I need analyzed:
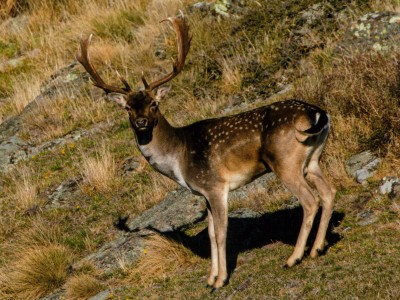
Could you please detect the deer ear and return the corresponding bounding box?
[107,93,127,108]
[155,86,170,102]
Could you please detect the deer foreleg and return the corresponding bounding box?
[206,190,229,289]
[206,208,218,286]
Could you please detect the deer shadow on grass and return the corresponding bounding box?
[161,206,344,277]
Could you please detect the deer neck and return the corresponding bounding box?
[135,115,188,187]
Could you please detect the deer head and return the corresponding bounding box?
[76,13,191,133]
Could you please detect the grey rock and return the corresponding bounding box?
[0,135,29,172]
[379,176,400,201]
[0,61,92,172]
[338,12,400,53]
[300,3,325,25]
[345,151,381,183]
[76,233,145,274]
[121,156,140,176]
[230,173,276,201]
[127,172,276,234]
[191,2,211,12]
[79,173,277,274]
[127,188,207,234]
[229,208,262,219]
[0,113,23,139]
[357,210,378,226]
[0,115,114,172]
[191,0,246,17]
[379,176,400,194]
[88,290,111,300]
[40,288,64,300]
[47,178,81,207]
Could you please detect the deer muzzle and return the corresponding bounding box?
[135,117,149,130]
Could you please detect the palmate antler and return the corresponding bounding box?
[76,34,132,95]
[76,13,191,95]
[141,13,192,91]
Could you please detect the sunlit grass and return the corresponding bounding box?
[80,144,118,193]
[0,245,73,299]
[129,234,201,284]
[65,273,104,300]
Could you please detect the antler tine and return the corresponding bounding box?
[76,34,131,94]
[143,13,192,92]
[115,70,132,92]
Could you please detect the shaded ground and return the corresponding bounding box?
[161,207,344,277]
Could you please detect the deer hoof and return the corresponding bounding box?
[206,275,217,287]
[210,287,219,294]
[310,248,324,258]
[213,278,228,289]
[284,257,302,268]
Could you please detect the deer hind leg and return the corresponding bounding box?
[205,190,229,289]
[306,159,336,257]
[279,170,320,267]
[206,207,218,286]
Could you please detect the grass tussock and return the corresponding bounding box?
[65,274,105,300]
[80,144,118,193]
[220,58,242,94]
[11,166,41,212]
[17,220,64,248]
[131,234,200,284]
[0,244,73,299]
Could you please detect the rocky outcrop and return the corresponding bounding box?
[339,12,400,53]
[0,62,91,172]
[76,172,277,275]
[345,151,381,184]
[127,188,207,235]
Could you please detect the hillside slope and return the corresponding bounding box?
[0,0,399,299]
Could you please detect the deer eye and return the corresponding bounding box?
[149,102,158,113]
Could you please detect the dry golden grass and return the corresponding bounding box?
[18,219,63,247]
[134,169,178,212]
[22,92,110,143]
[65,274,105,300]
[293,50,400,181]
[11,166,41,212]
[220,58,242,94]
[80,144,118,192]
[0,244,73,299]
[0,0,19,17]
[10,75,41,114]
[130,234,200,284]
[370,0,400,13]
[0,219,65,279]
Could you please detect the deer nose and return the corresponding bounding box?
[135,117,148,128]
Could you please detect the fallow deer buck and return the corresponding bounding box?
[76,13,336,289]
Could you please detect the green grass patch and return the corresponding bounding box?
[92,9,145,42]
[0,40,19,58]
